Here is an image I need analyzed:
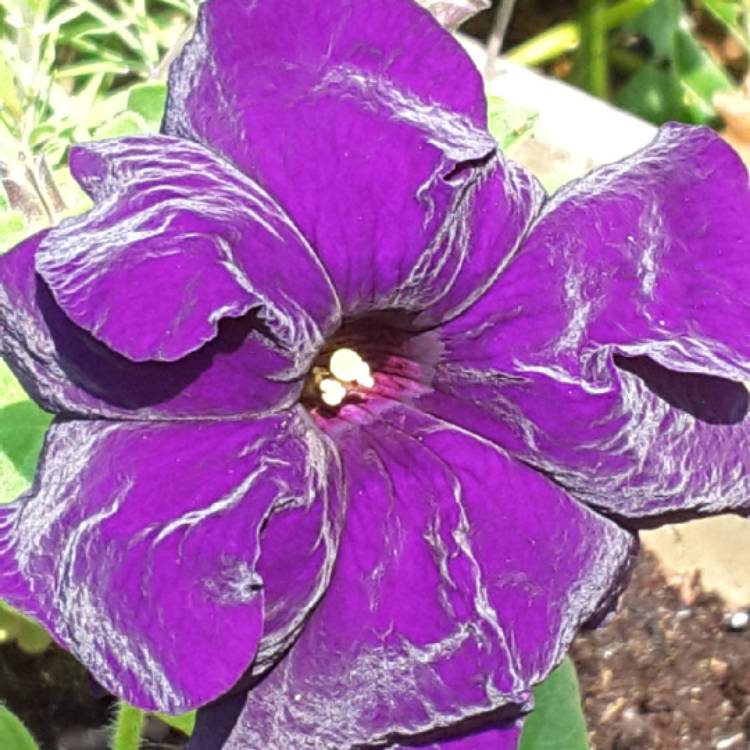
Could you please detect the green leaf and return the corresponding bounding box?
[0,215,38,254]
[54,60,131,78]
[0,361,33,408]
[69,0,142,53]
[93,109,149,139]
[40,4,87,34]
[617,61,682,121]
[157,0,199,15]
[700,0,749,47]
[519,658,588,750]
[0,705,40,750]
[24,0,50,21]
[0,362,51,504]
[487,95,537,150]
[675,21,735,121]
[0,599,23,641]
[615,0,735,124]
[16,616,51,654]
[156,711,196,735]
[0,599,51,655]
[127,82,167,129]
[0,400,52,487]
[0,55,23,120]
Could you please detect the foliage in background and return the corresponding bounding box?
[0,0,195,250]
[506,0,748,126]
[0,705,38,750]
[519,658,589,750]
[0,9,192,738]
[487,94,538,148]
[615,0,736,123]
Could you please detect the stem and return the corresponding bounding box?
[506,0,655,66]
[22,160,54,225]
[112,703,145,750]
[575,0,609,98]
[485,0,518,78]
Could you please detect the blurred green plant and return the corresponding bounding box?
[506,0,747,126]
[112,704,194,750]
[615,0,736,123]
[0,3,197,729]
[0,361,51,504]
[0,600,51,653]
[157,709,196,735]
[487,93,538,148]
[0,359,53,654]
[0,705,39,750]
[0,0,195,251]
[701,0,750,47]
[520,658,589,750]
[112,662,587,750]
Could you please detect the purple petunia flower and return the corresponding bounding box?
[1,0,749,747]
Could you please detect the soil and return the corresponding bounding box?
[1,552,748,749]
[572,552,750,750]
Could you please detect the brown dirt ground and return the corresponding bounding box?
[572,552,750,750]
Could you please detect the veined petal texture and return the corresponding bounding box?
[223,404,635,749]
[0,233,300,419]
[428,124,750,522]
[0,410,342,713]
[37,136,341,367]
[164,0,543,318]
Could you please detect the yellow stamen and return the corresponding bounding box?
[353,360,375,388]
[329,348,365,382]
[318,348,375,406]
[319,378,346,407]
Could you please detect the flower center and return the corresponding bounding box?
[301,311,440,421]
[319,348,375,406]
[304,346,376,409]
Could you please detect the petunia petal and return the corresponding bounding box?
[223,404,635,749]
[429,123,750,521]
[0,232,300,419]
[189,692,248,750]
[188,702,522,750]
[0,410,342,712]
[390,718,523,749]
[163,0,541,319]
[388,717,523,750]
[37,135,340,364]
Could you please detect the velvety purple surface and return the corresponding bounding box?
[163,0,543,323]
[41,135,340,364]
[427,124,750,522]
[0,0,748,748]
[222,403,634,748]
[189,690,523,750]
[391,719,523,749]
[0,233,301,419]
[0,410,340,713]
